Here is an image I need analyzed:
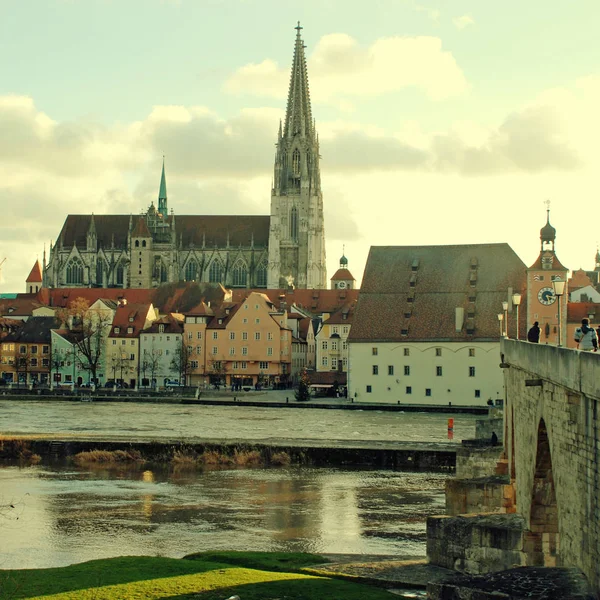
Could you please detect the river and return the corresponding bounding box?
[0,400,476,569]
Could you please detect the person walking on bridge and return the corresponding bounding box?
[527,321,540,343]
[574,318,598,352]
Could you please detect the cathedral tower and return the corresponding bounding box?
[267,23,327,289]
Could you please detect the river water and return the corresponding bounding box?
[0,401,477,570]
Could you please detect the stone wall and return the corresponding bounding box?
[502,340,600,594]
[427,513,527,574]
[446,476,515,516]
[455,445,504,479]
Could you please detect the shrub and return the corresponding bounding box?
[270,451,291,466]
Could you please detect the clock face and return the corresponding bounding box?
[338,281,347,289]
[537,287,556,305]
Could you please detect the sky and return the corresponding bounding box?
[1,0,599,292]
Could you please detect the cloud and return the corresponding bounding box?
[225,33,468,103]
[453,14,475,29]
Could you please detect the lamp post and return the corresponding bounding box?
[502,301,509,337]
[512,293,522,340]
[498,313,504,337]
[552,277,566,347]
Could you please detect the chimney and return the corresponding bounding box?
[455,307,464,332]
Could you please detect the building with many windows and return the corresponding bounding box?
[349,243,527,406]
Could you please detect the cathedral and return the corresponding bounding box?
[44,24,327,291]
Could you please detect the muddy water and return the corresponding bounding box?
[0,463,447,569]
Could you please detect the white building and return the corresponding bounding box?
[139,314,184,388]
[349,244,527,406]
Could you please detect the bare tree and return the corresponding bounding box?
[141,345,161,388]
[170,342,192,385]
[207,358,226,389]
[56,298,113,385]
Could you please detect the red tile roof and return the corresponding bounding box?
[528,251,568,271]
[568,269,593,291]
[330,268,355,281]
[132,217,152,238]
[26,260,43,283]
[567,302,599,324]
[108,303,153,338]
[350,244,527,343]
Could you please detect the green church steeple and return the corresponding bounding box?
[158,158,168,215]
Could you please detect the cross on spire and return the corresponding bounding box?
[295,21,303,36]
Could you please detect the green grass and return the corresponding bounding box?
[0,553,395,600]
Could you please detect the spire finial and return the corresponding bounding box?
[295,21,302,37]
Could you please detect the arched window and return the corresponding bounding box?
[232,261,247,287]
[185,260,198,281]
[290,206,298,241]
[209,260,222,283]
[96,260,105,286]
[306,151,311,170]
[160,262,168,283]
[116,263,124,286]
[66,258,84,285]
[142,240,147,248]
[256,261,268,287]
[292,149,301,176]
[135,240,139,248]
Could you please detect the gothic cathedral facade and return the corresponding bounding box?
[44,24,326,291]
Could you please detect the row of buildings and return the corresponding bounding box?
[3,213,600,403]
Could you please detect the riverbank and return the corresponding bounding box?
[1,435,458,470]
[0,388,490,413]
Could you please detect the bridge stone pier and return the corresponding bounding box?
[503,340,600,592]
[427,340,600,598]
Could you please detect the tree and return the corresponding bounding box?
[56,298,113,385]
[141,344,161,388]
[170,342,192,385]
[207,358,226,389]
[295,368,311,402]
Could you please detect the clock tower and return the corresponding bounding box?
[526,208,568,344]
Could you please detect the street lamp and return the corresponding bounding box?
[498,313,504,337]
[502,301,509,337]
[512,293,522,340]
[552,277,566,347]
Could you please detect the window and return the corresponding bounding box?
[242,332,248,340]
[372,365,379,375]
[229,348,235,356]
[255,332,261,341]
[372,347,378,355]
[212,346,218,355]
[425,388,432,397]
[290,205,299,240]
[366,385,372,393]
[212,331,218,340]
[403,348,410,356]
[114,327,120,334]
[30,358,38,367]
[475,390,481,398]
[331,357,338,370]
[331,340,338,351]
[469,348,475,357]
[196,345,202,354]
[191,360,199,369]
[242,347,248,355]
[166,336,170,341]
[469,366,476,377]
[112,340,116,346]
[127,327,133,334]
[342,341,348,350]
[267,332,273,341]
[255,318,260,324]
[243,318,248,324]
[42,358,49,367]
[256,261,268,287]
[187,346,193,354]
[188,332,193,340]
[332,326,339,334]
[267,347,273,356]
[406,386,412,394]
[158,325,165,333]
[322,341,328,350]
[197,331,202,339]
[209,261,222,283]
[322,356,328,367]
[435,348,442,356]
[30,346,38,354]
[232,261,248,287]
[404,365,410,376]
[388,365,394,375]
[185,260,198,282]
[130,353,135,361]
[343,326,349,334]
[343,357,348,369]
[65,257,84,285]
[42,346,49,354]
[229,332,235,340]
[436,366,443,376]
[121,340,126,346]
[241,361,247,369]
[259,361,269,370]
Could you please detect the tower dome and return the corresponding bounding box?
[339,253,348,267]
[540,208,556,251]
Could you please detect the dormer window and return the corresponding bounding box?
[114,327,120,334]
[158,325,165,333]
[129,317,134,322]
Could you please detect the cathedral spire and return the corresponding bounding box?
[284,22,313,140]
[158,157,168,215]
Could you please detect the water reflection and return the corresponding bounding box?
[0,463,447,569]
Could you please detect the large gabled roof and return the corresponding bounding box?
[2,316,58,344]
[350,243,527,343]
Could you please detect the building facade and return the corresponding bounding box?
[43,25,326,292]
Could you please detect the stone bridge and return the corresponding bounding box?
[427,340,600,597]
[503,339,600,592]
